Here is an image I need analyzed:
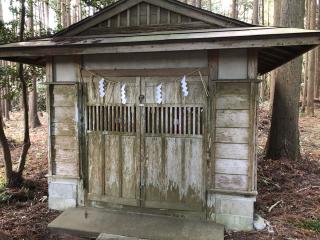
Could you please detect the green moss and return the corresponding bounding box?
[297,219,320,233]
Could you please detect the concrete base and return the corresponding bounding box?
[208,193,256,231]
[48,177,81,211]
[49,207,224,240]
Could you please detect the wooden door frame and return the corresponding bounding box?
[82,75,209,220]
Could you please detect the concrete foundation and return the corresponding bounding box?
[48,178,80,211]
[208,193,256,231]
[49,207,224,240]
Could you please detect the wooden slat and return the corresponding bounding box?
[215,159,248,175]
[215,174,248,191]
[127,9,130,27]
[216,110,250,128]
[215,143,249,160]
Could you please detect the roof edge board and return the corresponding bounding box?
[54,0,251,38]
[55,0,144,37]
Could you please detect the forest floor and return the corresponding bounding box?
[0,105,319,240]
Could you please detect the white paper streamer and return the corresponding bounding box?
[181,75,189,97]
[120,83,127,104]
[155,83,163,104]
[99,78,106,97]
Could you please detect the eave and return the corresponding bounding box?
[0,27,319,75]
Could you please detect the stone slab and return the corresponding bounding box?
[49,207,225,240]
[97,233,143,240]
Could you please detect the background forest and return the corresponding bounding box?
[0,0,319,239]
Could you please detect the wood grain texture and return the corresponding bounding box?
[216,110,250,128]
[215,143,249,160]
[215,174,248,191]
[52,85,76,107]
[215,128,249,144]
[215,159,248,175]
[52,106,75,123]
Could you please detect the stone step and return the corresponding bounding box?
[49,207,224,240]
[97,233,142,240]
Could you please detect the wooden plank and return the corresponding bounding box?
[215,143,249,160]
[53,149,76,163]
[184,138,203,208]
[61,0,143,36]
[247,49,259,192]
[52,85,76,107]
[216,110,249,128]
[215,159,248,175]
[53,136,78,150]
[165,137,182,203]
[47,58,53,176]
[216,82,250,95]
[52,123,76,136]
[121,136,137,199]
[146,0,244,27]
[88,133,104,195]
[145,137,162,202]
[208,50,219,191]
[52,106,75,123]
[215,174,248,191]
[218,49,248,80]
[54,56,78,82]
[215,128,249,144]
[83,52,208,71]
[216,95,250,110]
[54,161,79,177]
[105,135,120,198]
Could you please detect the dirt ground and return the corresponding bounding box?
[0,105,319,240]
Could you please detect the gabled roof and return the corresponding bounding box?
[54,0,252,37]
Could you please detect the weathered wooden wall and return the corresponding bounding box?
[47,50,259,231]
[48,56,83,210]
[207,49,258,231]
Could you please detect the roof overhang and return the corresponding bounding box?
[0,27,319,74]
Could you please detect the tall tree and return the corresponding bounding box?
[306,0,316,116]
[252,0,259,24]
[302,0,310,112]
[265,0,305,160]
[28,0,41,128]
[231,0,238,19]
[269,0,281,111]
[17,0,31,178]
[0,0,31,186]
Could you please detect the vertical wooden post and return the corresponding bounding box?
[247,49,258,192]
[46,57,54,176]
[207,50,218,190]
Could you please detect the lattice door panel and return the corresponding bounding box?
[144,106,204,135]
[87,105,137,133]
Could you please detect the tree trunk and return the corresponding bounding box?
[306,0,316,116]
[28,0,41,128]
[269,0,281,111]
[29,76,41,128]
[265,0,305,161]
[0,105,13,186]
[302,0,310,112]
[316,1,320,99]
[231,0,238,19]
[4,86,10,120]
[17,0,31,178]
[253,0,259,24]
